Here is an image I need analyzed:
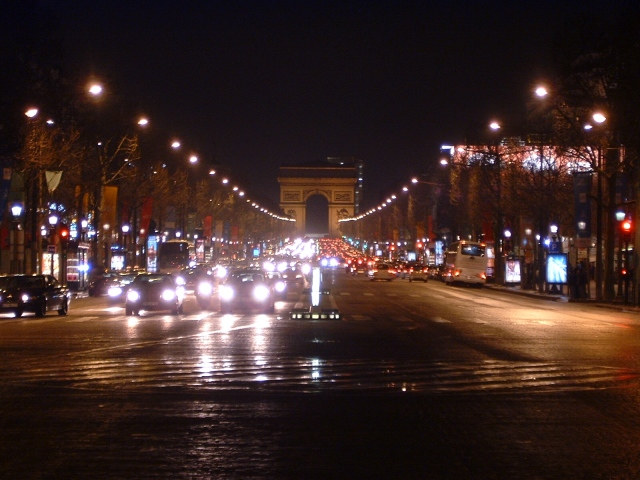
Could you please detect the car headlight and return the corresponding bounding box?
[274,281,286,293]
[219,285,235,301]
[161,289,176,301]
[253,285,270,302]
[108,286,123,297]
[197,281,213,296]
[216,266,228,279]
[175,276,186,286]
[20,293,30,302]
[127,290,140,302]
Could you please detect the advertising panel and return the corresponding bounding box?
[505,258,521,284]
[147,234,160,273]
[546,253,568,284]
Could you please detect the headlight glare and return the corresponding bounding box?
[197,281,213,296]
[253,285,270,302]
[219,285,234,301]
[127,290,140,302]
[108,286,123,297]
[161,289,176,301]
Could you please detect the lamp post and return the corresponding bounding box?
[616,210,626,298]
[24,108,44,274]
[489,121,505,285]
[48,213,58,277]
[103,223,111,270]
[10,203,24,274]
[121,224,130,269]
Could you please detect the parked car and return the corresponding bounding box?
[367,263,397,281]
[408,263,429,282]
[219,269,275,313]
[125,273,185,316]
[0,274,70,317]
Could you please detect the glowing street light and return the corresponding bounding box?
[534,85,548,98]
[592,112,607,124]
[171,140,181,149]
[88,83,104,96]
[189,155,198,164]
[489,121,501,131]
[25,108,39,118]
[137,117,149,127]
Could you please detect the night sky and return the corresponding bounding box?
[14,0,636,206]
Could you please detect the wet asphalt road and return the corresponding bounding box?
[2,271,640,479]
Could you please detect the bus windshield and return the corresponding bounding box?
[460,243,485,257]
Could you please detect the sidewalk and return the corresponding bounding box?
[484,282,640,313]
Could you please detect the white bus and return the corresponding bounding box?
[443,241,487,286]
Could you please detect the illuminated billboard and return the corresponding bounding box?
[546,254,568,284]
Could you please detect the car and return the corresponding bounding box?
[0,274,70,317]
[194,273,217,310]
[367,263,397,281]
[177,264,213,294]
[219,269,275,313]
[106,272,139,303]
[427,264,446,281]
[124,273,185,315]
[87,271,119,297]
[408,263,429,282]
[265,271,287,299]
[347,257,369,275]
[393,262,410,279]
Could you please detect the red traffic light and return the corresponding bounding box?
[621,220,632,233]
[59,224,69,241]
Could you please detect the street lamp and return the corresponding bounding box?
[488,121,505,284]
[103,223,111,270]
[48,214,58,277]
[535,86,549,98]
[88,82,104,97]
[10,203,24,273]
[122,224,130,269]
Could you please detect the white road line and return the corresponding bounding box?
[431,317,452,323]
[67,316,100,323]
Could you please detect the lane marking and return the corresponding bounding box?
[67,316,100,323]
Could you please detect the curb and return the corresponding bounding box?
[485,284,640,312]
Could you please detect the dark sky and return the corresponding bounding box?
[27,0,631,206]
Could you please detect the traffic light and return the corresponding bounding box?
[59,223,70,248]
[621,218,633,240]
